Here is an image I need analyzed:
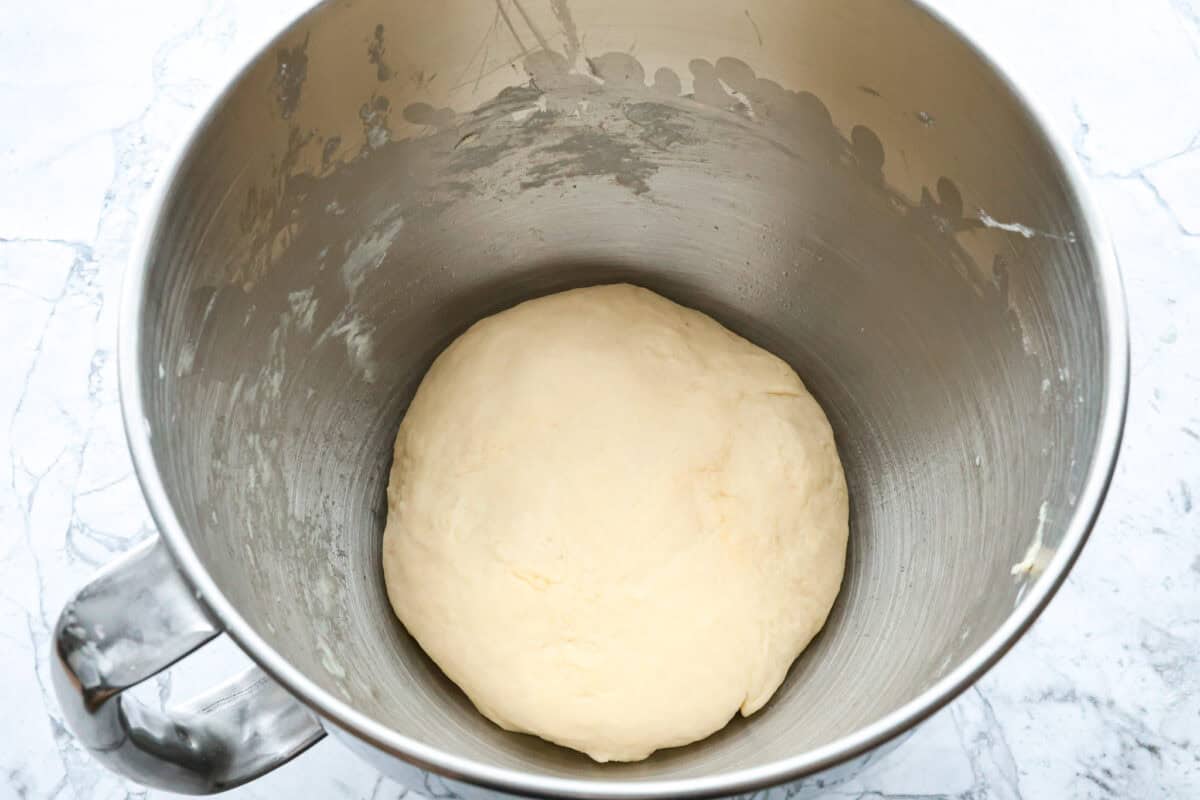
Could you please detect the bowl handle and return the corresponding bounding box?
[50,536,326,794]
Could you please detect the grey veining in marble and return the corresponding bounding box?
[1,1,1197,798]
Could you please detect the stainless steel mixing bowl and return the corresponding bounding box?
[51,0,1128,796]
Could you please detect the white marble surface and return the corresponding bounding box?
[2,1,1198,798]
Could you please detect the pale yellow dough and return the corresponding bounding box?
[382,284,848,762]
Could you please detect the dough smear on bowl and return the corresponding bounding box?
[382,283,848,762]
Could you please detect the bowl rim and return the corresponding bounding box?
[119,1,1130,797]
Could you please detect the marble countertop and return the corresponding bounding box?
[3,0,1197,797]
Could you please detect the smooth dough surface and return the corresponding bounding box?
[382,284,848,762]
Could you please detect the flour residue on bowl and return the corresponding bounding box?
[1011,500,1052,577]
[977,209,1077,243]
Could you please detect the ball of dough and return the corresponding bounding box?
[382,284,848,762]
